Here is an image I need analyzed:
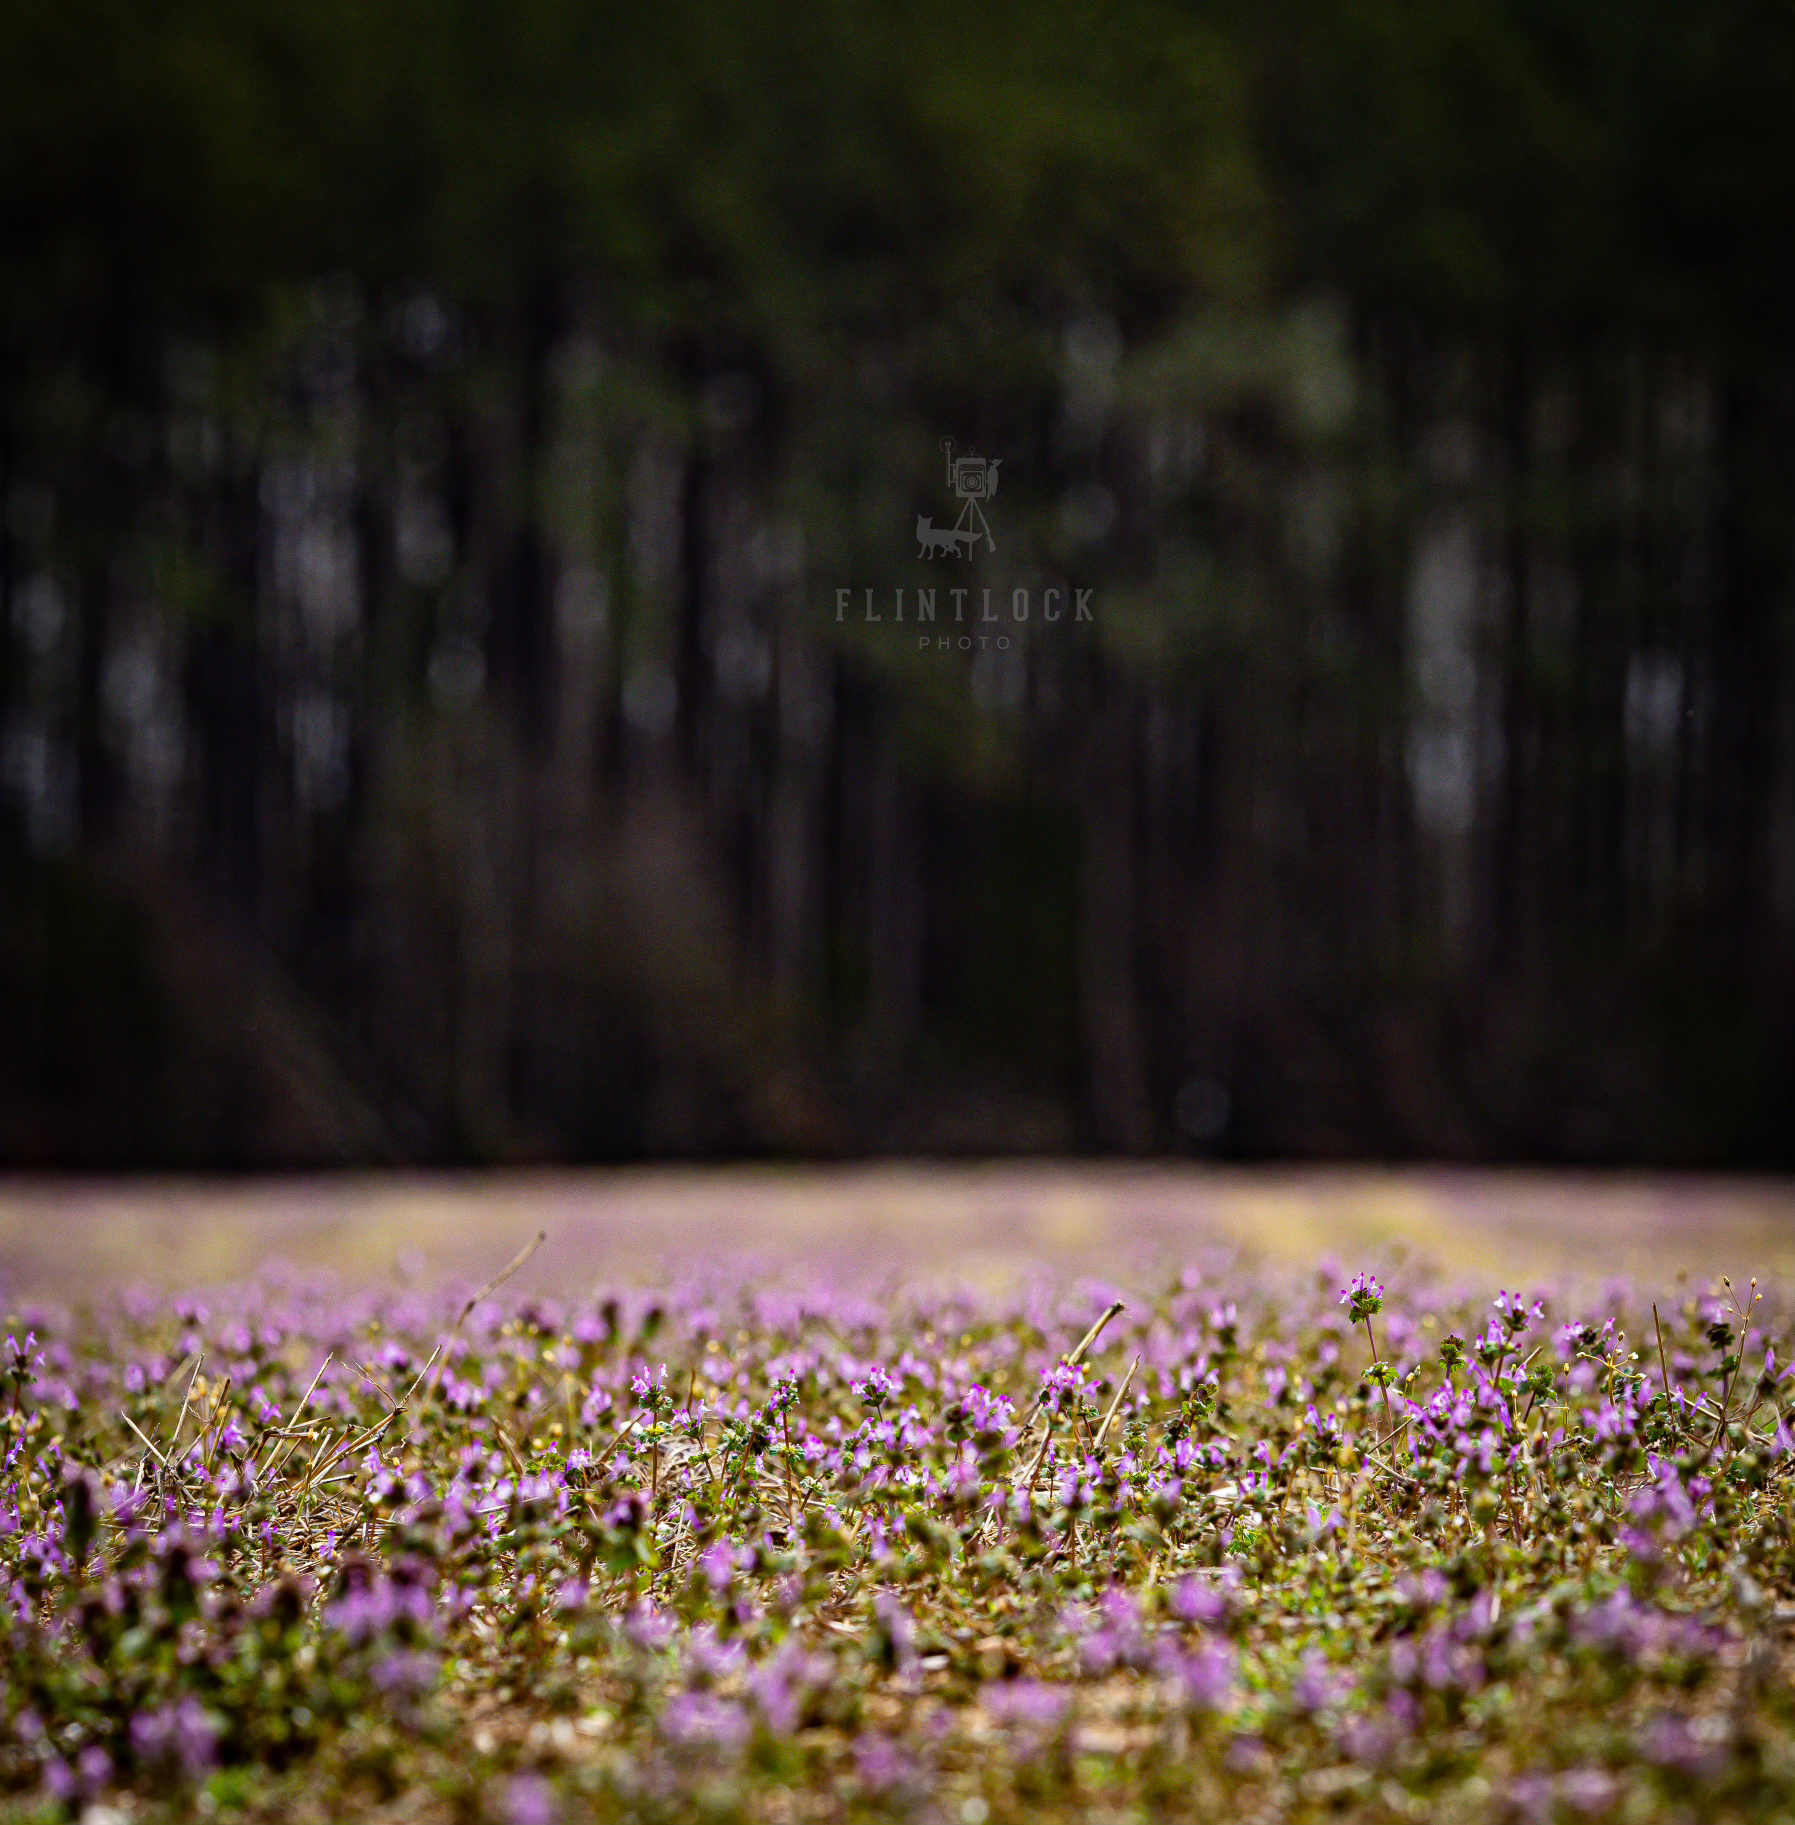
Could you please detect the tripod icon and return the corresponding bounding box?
[940,438,1000,554]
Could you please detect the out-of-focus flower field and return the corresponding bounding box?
[4,1172,1795,1822]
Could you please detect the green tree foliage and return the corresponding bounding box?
[0,0,1790,1162]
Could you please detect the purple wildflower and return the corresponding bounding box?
[660,1691,750,1756]
[130,1698,218,1779]
[503,1774,558,1825]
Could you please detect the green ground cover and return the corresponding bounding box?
[3,1235,1794,1821]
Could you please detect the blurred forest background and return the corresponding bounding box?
[2,0,1793,1168]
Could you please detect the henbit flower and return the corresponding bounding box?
[129,1698,218,1778]
[698,1539,749,1592]
[370,1648,440,1696]
[746,1637,832,1736]
[660,1691,751,1756]
[873,1590,918,1673]
[854,1730,916,1794]
[503,1773,558,1825]
[985,1679,1072,1737]
[1169,1572,1232,1627]
[623,1600,677,1652]
[1158,1636,1238,1712]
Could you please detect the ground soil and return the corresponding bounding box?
[1,1163,1790,1299]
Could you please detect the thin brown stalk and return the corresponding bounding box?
[1069,1404,1095,1457]
[460,1230,549,1329]
[980,1305,1125,1545]
[395,1338,447,1408]
[1353,1443,1421,1493]
[1092,1355,1140,1454]
[300,1429,351,1494]
[1020,1301,1126,1431]
[493,1423,529,1481]
[1024,1417,1060,1495]
[307,1419,388,1489]
[1362,1314,1397,1442]
[397,1231,548,1417]
[780,1407,799,1532]
[201,1377,233,1476]
[588,1410,644,1480]
[354,1360,405,1413]
[1741,1371,1778,1437]
[294,1352,335,1418]
[169,1351,206,1455]
[121,1411,168,1467]
[262,1424,326,1483]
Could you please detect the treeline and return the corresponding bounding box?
[2,0,1792,1163]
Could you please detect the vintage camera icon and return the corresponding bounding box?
[943,438,1001,502]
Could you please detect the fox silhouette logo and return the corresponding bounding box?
[915,438,1000,558]
[917,514,977,559]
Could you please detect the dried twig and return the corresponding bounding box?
[121,1411,168,1467]
[295,1352,335,1416]
[405,1230,548,1411]
[588,1410,645,1480]
[492,1421,529,1481]
[1020,1301,1125,1431]
[169,1351,206,1456]
[355,1360,405,1413]
[200,1377,233,1476]
[1092,1355,1141,1453]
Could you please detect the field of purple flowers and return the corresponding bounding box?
[4,1234,1795,1823]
